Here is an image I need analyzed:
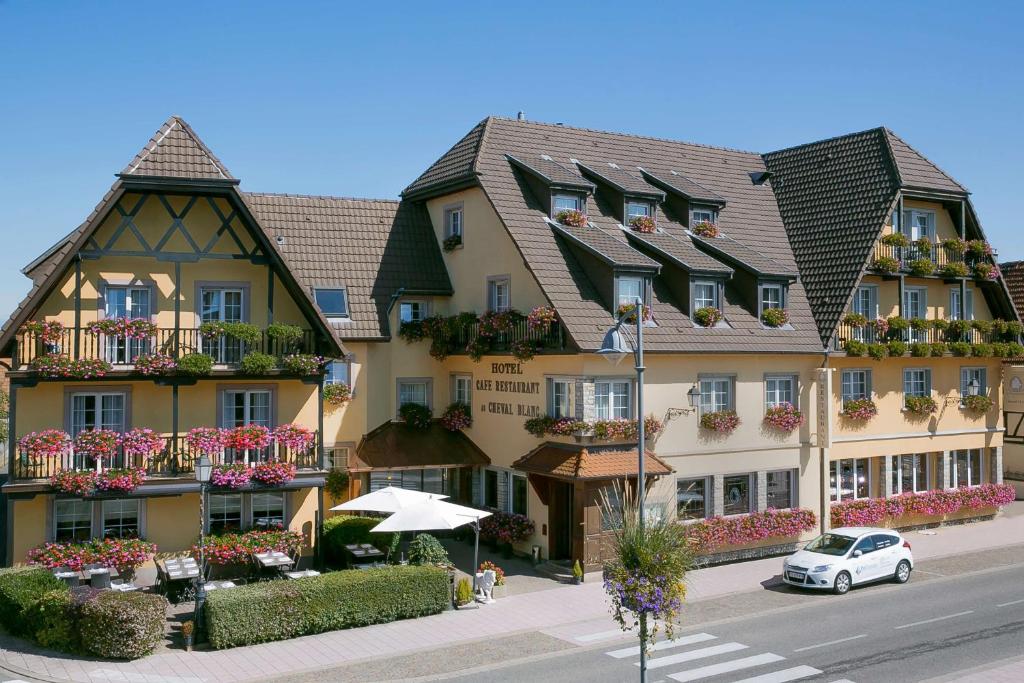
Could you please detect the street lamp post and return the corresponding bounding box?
[194,455,213,631]
[598,298,648,683]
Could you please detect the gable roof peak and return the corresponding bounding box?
[120,115,236,182]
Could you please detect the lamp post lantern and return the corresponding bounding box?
[194,455,213,630]
[967,378,980,396]
[598,298,649,683]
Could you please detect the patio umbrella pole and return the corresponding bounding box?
[472,519,480,599]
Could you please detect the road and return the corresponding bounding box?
[437,557,1024,682]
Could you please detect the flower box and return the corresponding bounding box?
[442,234,463,251]
[682,508,817,554]
[87,317,157,339]
[211,463,252,489]
[226,424,271,451]
[50,469,98,496]
[19,429,71,460]
[693,306,723,327]
[251,460,297,486]
[962,394,993,413]
[839,398,877,421]
[134,352,176,375]
[628,215,655,233]
[73,428,121,461]
[323,383,352,407]
[699,410,740,434]
[28,537,156,572]
[120,428,165,459]
[526,305,557,331]
[272,423,315,452]
[830,484,1015,528]
[691,221,719,238]
[186,427,227,456]
[871,256,901,274]
[760,307,789,328]
[21,320,65,344]
[96,467,146,493]
[441,402,472,431]
[555,209,587,228]
[763,403,803,432]
[904,395,938,415]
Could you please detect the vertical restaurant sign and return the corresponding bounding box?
[1005,365,1024,411]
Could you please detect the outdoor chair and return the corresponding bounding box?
[90,570,112,590]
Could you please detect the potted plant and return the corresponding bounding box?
[871,256,901,274]
[443,234,463,251]
[323,382,352,407]
[629,215,655,233]
[691,220,719,238]
[555,209,587,228]
[440,402,472,431]
[266,322,305,352]
[181,620,194,652]
[571,559,584,585]
[904,395,938,415]
[478,561,507,598]
[454,577,474,608]
[693,306,723,328]
[940,262,970,278]
[760,307,789,328]
[908,258,935,277]
[880,232,910,247]
[841,312,868,327]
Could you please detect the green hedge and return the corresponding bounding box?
[323,515,399,565]
[205,565,449,649]
[78,591,168,659]
[0,567,66,635]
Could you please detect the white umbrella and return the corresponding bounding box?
[330,485,448,513]
[371,499,492,596]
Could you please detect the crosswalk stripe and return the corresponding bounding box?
[667,653,786,682]
[605,632,716,659]
[640,642,749,670]
[732,665,824,683]
[574,628,627,642]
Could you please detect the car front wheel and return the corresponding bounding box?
[833,571,852,595]
[894,560,911,584]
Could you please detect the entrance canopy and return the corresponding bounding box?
[512,442,673,481]
[349,421,491,472]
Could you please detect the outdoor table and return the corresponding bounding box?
[161,559,200,581]
[254,551,295,569]
[83,566,119,579]
[354,562,387,570]
[344,543,385,564]
[284,569,321,580]
[204,580,236,591]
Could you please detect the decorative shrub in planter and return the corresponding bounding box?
[949,341,972,357]
[273,423,315,452]
[20,320,65,344]
[693,306,723,327]
[887,340,908,357]
[323,382,352,407]
[867,343,887,360]
[240,351,277,375]
[479,512,535,545]
[973,262,997,280]
[880,232,909,247]
[887,316,909,333]
[50,469,98,496]
[400,402,433,430]
[177,353,213,376]
[200,321,261,345]
[840,398,877,421]
[963,394,993,413]
[511,338,539,361]
[843,339,866,356]
[972,343,993,358]
[455,577,474,607]
[842,312,868,327]
[830,483,1015,528]
[19,429,71,461]
[682,508,817,553]
[555,209,587,227]
[909,342,931,358]
[972,319,994,334]
[87,317,157,340]
[266,322,305,351]
[527,305,557,331]
[186,426,227,456]
[699,410,740,434]
[211,464,252,489]
[226,424,271,452]
[120,427,164,459]
[96,467,146,493]
[27,537,156,572]
[443,233,463,251]
[251,460,297,486]
[904,395,938,415]
[909,317,932,332]
[908,258,934,276]
[691,220,719,238]
[940,262,970,278]
[946,319,971,339]
[629,215,655,233]
[440,402,472,431]
[591,416,663,440]
[871,256,901,273]
[133,352,176,375]
[763,402,804,433]
[761,307,789,327]
[281,353,326,376]
[74,428,121,462]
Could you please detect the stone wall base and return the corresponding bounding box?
[693,541,804,568]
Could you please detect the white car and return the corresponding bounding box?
[782,527,914,595]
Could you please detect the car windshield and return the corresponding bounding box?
[804,533,856,556]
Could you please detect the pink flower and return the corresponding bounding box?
[272,423,315,452]
[763,403,804,432]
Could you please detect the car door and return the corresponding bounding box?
[870,534,897,576]
[848,536,878,583]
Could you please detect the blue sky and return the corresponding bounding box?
[1,1,1022,314]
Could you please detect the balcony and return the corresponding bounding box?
[447,319,566,356]
[11,326,317,372]
[9,431,321,482]
[869,240,995,279]
[833,320,1004,351]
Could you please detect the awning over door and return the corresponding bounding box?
[511,441,672,481]
[349,421,491,473]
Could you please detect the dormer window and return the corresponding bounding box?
[616,275,645,308]
[626,200,653,220]
[759,283,786,313]
[692,279,719,310]
[690,206,717,227]
[553,193,584,216]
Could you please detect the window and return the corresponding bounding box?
[950,449,983,488]
[600,485,623,531]
[70,392,126,436]
[595,380,631,419]
[626,200,652,220]
[484,469,499,509]
[853,536,876,555]
[487,276,511,312]
[676,477,708,520]
[444,204,464,238]
[903,368,931,398]
[723,474,752,516]
[699,376,733,414]
[852,285,878,341]
[552,193,583,215]
[765,375,796,409]
[398,379,430,410]
[201,286,245,362]
[830,459,869,501]
[102,499,140,539]
[692,280,719,311]
[328,446,349,471]
[209,493,242,533]
[891,454,928,494]
[222,390,272,428]
[766,470,795,509]
[904,209,935,242]
[903,288,927,342]
[313,288,349,318]
[400,301,427,323]
[511,475,528,515]
[325,360,350,386]
[690,207,717,226]
[251,492,285,528]
[950,288,975,321]
[961,367,988,402]
[103,285,152,363]
[759,283,785,314]
[841,369,871,403]
[451,374,472,406]
[55,499,92,542]
[616,275,645,308]
[548,379,575,419]
[872,534,899,550]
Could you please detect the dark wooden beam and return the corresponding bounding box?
[73,257,82,360]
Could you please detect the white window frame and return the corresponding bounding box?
[692,279,719,311]
[208,493,243,533]
[830,458,871,502]
[313,288,349,319]
[960,367,988,404]
[690,206,717,227]
[548,378,576,419]
[765,469,796,510]
[101,498,142,539]
[950,287,975,321]
[840,369,871,403]
[759,282,785,314]
[949,449,984,488]
[328,445,350,471]
[595,379,633,420]
[891,454,929,494]
[54,499,93,542]
[698,375,734,415]
[397,378,432,414]
[902,367,932,399]
[615,275,645,309]
[399,300,429,323]
[487,276,511,312]
[452,374,472,406]
[69,391,128,436]
[444,203,464,238]
[904,209,935,242]
[764,374,797,409]
[250,491,286,529]
[676,476,711,521]
[625,200,653,220]
[325,359,350,386]
[722,473,754,516]
[552,193,584,216]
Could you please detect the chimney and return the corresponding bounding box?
[517,111,526,121]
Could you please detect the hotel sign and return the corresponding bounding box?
[476,362,543,417]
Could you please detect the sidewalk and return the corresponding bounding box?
[3,502,1023,683]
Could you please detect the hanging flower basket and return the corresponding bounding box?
[211,463,252,489]
[21,320,66,344]
[323,383,352,407]
[555,209,587,228]
[629,215,655,233]
[226,424,271,451]
[441,402,472,432]
[87,317,157,339]
[18,429,71,461]
[904,395,938,415]
[841,312,868,327]
[526,306,557,331]
[840,398,877,421]
[760,308,789,327]
[691,221,719,238]
[511,338,539,361]
[880,233,910,247]
[120,428,165,459]
[272,423,316,452]
[73,429,121,462]
[693,306,723,327]
[966,240,993,259]
[763,403,804,432]
[251,460,297,486]
[96,467,146,493]
[939,262,970,278]
[478,310,521,336]
[466,336,491,361]
[50,469,98,496]
[186,427,227,456]
[973,262,998,281]
[134,352,176,375]
[699,410,740,434]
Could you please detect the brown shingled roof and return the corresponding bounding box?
[1000,261,1024,313]
[640,168,725,206]
[350,421,490,472]
[121,116,235,181]
[883,129,967,195]
[512,442,672,480]
[506,154,595,191]
[403,120,486,197]
[576,161,666,199]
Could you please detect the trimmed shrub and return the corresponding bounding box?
[78,591,167,659]
[1009,342,1024,358]
[322,515,398,565]
[949,341,972,357]
[886,340,907,357]
[455,577,474,606]
[972,343,993,358]
[0,567,65,635]
[177,352,213,376]
[930,342,948,357]
[843,339,866,356]
[991,342,1010,358]
[408,533,450,567]
[23,589,78,652]
[867,343,887,360]
[240,351,276,375]
[909,342,931,358]
[204,565,450,649]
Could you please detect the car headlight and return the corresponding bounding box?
[811,564,832,573]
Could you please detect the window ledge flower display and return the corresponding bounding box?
[830,484,1015,527]
[19,429,71,461]
[555,209,587,228]
[693,306,723,328]
[617,303,652,324]
[73,428,121,462]
[120,427,165,459]
[50,469,98,496]
[682,508,817,554]
[442,234,462,252]
[323,382,352,407]
[760,307,789,328]
[904,395,938,415]
[840,398,877,421]
[30,354,112,379]
[629,215,655,233]
[96,467,146,493]
[763,403,804,432]
[211,463,252,488]
[251,460,297,486]
[691,220,719,238]
[28,537,156,572]
[87,317,157,339]
[134,352,177,375]
[526,305,557,331]
[186,427,227,456]
[281,353,326,376]
[699,410,740,434]
[523,415,662,440]
[226,424,271,451]
[193,528,302,566]
[400,402,433,430]
[272,423,315,452]
[962,394,994,413]
[441,402,472,432]
[871,256,901,274]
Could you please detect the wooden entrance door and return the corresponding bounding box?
[548,480,574,560]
